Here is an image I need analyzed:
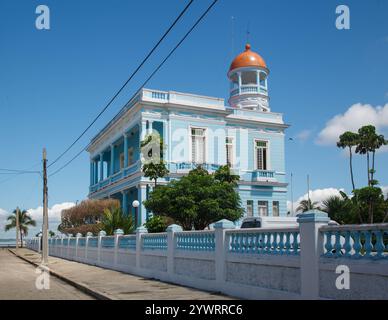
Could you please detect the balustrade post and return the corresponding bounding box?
[75,233,82,260]
[214,219,235,288]
[85,232,93,261]
[114,229,124,268]
[166,224,183,278]
[135,226,147,270]
[98,231,106,265]
[67,234,72,259]
[297,210,329,299]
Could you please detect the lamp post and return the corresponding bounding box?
[132,200,140,228]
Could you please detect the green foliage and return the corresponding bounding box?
[4,209,36,247]
[296,199,320,213]
[49,230,56,237]
[101,207,135,235]
[142,161,169,187]
[144,215,168,233]
[321,195,354,224]
[337,131,359,190]
[141,133,169,186]
[214,165,240,185]
[143,166,244,230]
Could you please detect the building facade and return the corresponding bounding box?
[87,44,289,226]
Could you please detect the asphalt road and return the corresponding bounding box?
[0,249,94,300]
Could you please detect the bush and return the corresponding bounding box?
[144,215,168,233]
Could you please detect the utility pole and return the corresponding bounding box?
[290,173,294,216]
[307,174,311,207]
[42,148,48,264]
[15,206,19,250]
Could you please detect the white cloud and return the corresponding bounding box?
[27,202,75,223]
[0,202,75,239]
[316,103,388,146]
[381,186,388,199]
[295,129,312,142]
[288,187,345,214]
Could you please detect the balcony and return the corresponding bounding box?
[230,85,268,97]
[89,161,141,193]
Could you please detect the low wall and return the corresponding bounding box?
[27,213,388,300]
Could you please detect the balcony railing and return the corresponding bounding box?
[251,170,276,182]
[169,162,221,173]
[90,161,141,193]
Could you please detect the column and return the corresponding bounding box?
[297,210,329,299]
[123,133,129,168]
[94,160,98,184]
[141,120,147,141]
[122,190,128,215]
[90,161,93,186]
[110,144,115,176]
[148,120,154,135]
[163,121,168,162]
[237,71,242,94]
[99,153,104,181]
[137,185,147,226]
[256,70,260,93]
[166,224,183,277]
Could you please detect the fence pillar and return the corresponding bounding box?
[98,231,106,265]
[75,233,82,259]
[136,226,147,270]
[114,229,124,268]
[214,219,235,287]
[67,234,72,259]
[38,236,42,253]
[297,209,329,299]
[166,224,183,277]
[85,232,93,261]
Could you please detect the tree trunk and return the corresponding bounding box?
[154,178,157,188]
[349,147,355,191]
[20,228,23,248]
[371,151,375,183]
[367,152,370,186]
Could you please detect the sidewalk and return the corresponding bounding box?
[10,248,233,300]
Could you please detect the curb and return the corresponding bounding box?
[8,249,114,300]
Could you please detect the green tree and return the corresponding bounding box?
[141,133,169,187]
[143,166,244,230]
[296,199,320,213]
[337,131,359,191]
[49,230,56,237]
[214,165,240,185]
[101,207,135,235]
[144,215,169,233]
[321,195,352,224]
[4,209,36,247]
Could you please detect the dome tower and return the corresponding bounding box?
[228,44,270,111]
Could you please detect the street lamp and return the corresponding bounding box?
[132,200,140,227]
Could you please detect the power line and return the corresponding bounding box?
[47,0,195,170]
[0,168,40,174]
[49,0,219,178]
[0,163,41,185]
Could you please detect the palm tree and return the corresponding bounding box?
[337,131,359,191]
[296,199,320,213]
[4,209,36,247]
[101,207,134,235]
[321,195,350,224]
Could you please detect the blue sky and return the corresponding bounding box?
[0,0,387,237]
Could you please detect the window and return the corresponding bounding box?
[119,153,124,170]
[247,200,253,217]
[258,201,268,216]
[226,137,233,167]
[128,147,134,165]
[255,140,268,170]
[191,128,206,164]
[273,201,279,217]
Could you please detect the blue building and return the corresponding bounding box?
[87,44,289,226]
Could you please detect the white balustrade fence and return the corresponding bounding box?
[27,211,388,300]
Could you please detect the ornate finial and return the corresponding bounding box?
[245,43,251,51]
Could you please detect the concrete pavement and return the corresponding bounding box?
[10,248,233,300]
[0,249,94,300]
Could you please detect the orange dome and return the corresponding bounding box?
[229,44,267,72]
